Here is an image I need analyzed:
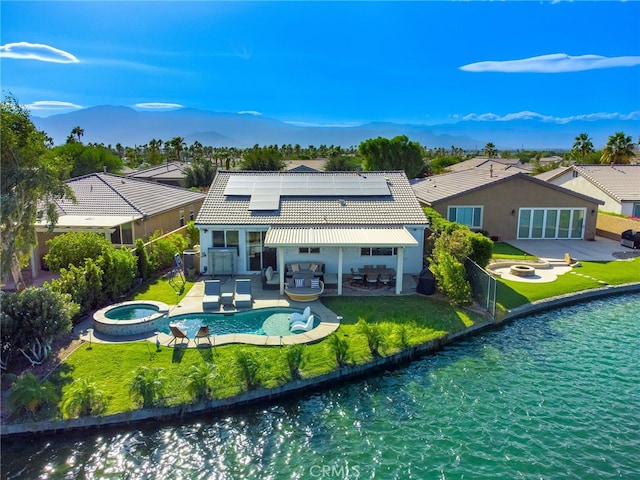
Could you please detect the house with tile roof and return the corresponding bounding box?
[446,156,527,173]
[34,172,206,271]
[126,161,189,187]
[536,164,640,217]
[195,170,429,295]
[411,169,603,241]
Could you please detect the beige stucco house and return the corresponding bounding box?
[411,169,603,241]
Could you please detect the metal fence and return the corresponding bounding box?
[466,258,497,319]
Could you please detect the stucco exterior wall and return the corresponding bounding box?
[596,214,640,241]
[430,176,600,240]
[552,175,622,213]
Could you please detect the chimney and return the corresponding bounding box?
[103,165,107,173]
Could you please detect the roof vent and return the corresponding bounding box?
[339,199,346,206]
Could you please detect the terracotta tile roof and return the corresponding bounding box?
[51,172,206,217]
[196,170,428,226]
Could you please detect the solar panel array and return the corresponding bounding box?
[225,175,391,211]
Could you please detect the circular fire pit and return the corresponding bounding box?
[510,265,536,277]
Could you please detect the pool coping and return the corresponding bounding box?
[93,300,170,337]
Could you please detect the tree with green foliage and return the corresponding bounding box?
[7,372,57,417]
[128,366,166,408]
[601,132,635,165]
[146,231,188,272]
[323,155,359,171]
[1,95,74,290]
[571,133,594,163]
[431,249,472,306]
[182,158,217,189]
[0,287,77,368]
[483,142,498,158]
[359,135,425,178]
[98,247,137,301]
[240,145,287,171]
[61,378,107,418]
[134,238,151,280]
[165,136,186,162]
[46,142,122,178]
[185,362,218,402]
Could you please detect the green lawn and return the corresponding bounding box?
[132,277,195,304]
[491,242,537,260]
[496,257,640,310]
[46,295,483,416]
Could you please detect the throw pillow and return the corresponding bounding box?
[265,266,273,281]
[310,279,320,288]
[295,278,304,288]
[291,263,299,272]
[309,263,318,272]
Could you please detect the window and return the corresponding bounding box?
[361,247,397,256]
[299,247,320,254]
[448,206,483,229]
[633,203,640,218]
[189,205,195,221]
[518,208,585,239]
[212,230,239,254]
[179,208,185,227]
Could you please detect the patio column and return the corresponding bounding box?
[395,247,404,294]
[337,247,343,296]
[278,247,286,295]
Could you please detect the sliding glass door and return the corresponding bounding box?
[517,208,585,239]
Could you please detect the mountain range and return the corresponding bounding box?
[32,106,638,151]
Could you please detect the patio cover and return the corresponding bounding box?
[264,226,418,247]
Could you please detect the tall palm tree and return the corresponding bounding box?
[601,132,635,165]
[572,133,594,163]
[483,142,497,158]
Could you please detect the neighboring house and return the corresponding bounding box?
[411,169,603,241]
[285,158,327,172]
[126,161,189,187]
[536,164,640,217]
[446,157,525,173]
[195,170,429,295]
[34,172,206,271]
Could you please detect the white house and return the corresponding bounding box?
[195,170,429,295]
[537,164,640,217]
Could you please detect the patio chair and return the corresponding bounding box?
[234,278,253,308]
[289,306,311,324]
[379,273,391,287]
[366,274,379,288]
[290,315,315,332]
[194,325,211,346]
[168,324,189,346]
[202,279,220,310]
[350,268,363,285]
[376,264,386,269]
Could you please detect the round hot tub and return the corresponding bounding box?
[510,265,536,277]
[93,300,170,336]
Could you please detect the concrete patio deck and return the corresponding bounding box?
[77,273,418,348]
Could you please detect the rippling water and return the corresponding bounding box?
[3,294,639,479]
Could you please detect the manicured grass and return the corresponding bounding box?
[132,277,195,304]
[496,257,640,310]
[491,242,537,260]
[46,295,484,416]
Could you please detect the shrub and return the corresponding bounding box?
[48,259,104,319]
[431,250,472,306]
[61,378,107,418]
[44,232,111,272]
[128,366,166,408]
[355,319,386,357]
[468,231,493,268]
[233,349,261,391]
[326,333,350,367]
[8,372,57,417]
[146,231,188,272]
[283,344,306,380]
[134,238,150,280]
[185,221,200,249]
[185,362,218,402]
[98,247,137,301]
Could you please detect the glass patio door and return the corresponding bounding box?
[245,231,277,272]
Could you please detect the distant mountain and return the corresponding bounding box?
[32,106,638,150]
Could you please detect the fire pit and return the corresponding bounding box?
[510,265,536,277]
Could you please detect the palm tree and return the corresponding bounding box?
[8,372,57,416]
[233,349,261,390]
[61,378,107,418]
[601,132,635,165]
[128,366,166,408]
[185,362,218,402]
[572,133,594,163]
[71,125,84,143]
[483,142,497,158]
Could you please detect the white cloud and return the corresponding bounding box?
[238,110,262,116]
[134,102,183,110]
[0,41,79,63]
[462,110,640,124]
[25,100,83,111]
[460,53,640,73]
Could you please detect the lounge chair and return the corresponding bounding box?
[168,324,189,346]
[290,315,315,332]
[202,279,221,310]
[194,325,211,346]
[234,278,253,308]
[289,306,311,324]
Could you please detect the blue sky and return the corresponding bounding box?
[2,1,639,127]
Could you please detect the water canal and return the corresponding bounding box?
[3,293,639,479]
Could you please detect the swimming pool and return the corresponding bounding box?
[93,300,170,336]
[161,307,320,337]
